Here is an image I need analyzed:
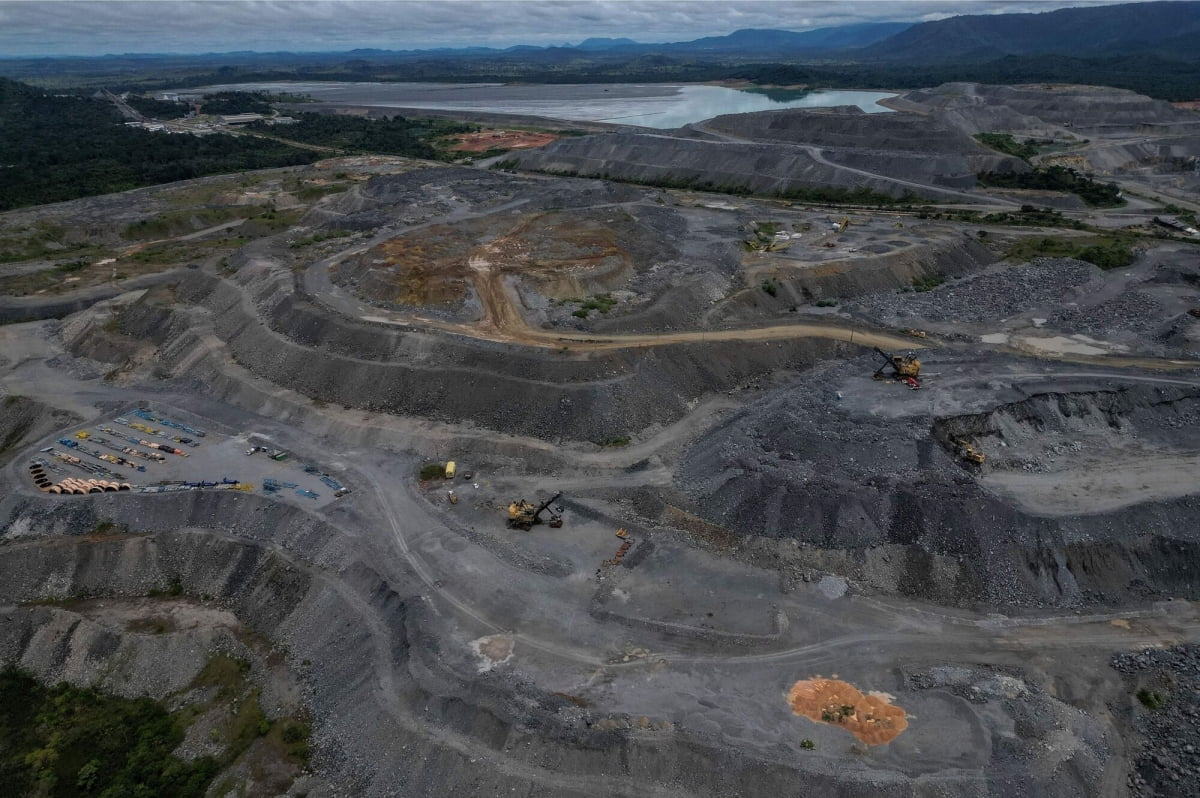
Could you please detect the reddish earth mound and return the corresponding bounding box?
[787,678,908,745]
[451,130,558,153]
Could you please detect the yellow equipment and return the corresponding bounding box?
[952,438,986,465]
[838,216,850,232]
[444,461,456,479]
[508,492,563,530]
[873,348,921,382]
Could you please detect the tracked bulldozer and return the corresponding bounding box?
[873,348,921,388]
[508,492,563,530]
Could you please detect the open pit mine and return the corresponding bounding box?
[3,82,1200,797]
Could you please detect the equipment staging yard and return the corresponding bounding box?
[3,82,1200,797]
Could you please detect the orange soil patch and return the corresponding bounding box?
[343,222,476,305]
[450,129,559,152]
[787,678,908,745]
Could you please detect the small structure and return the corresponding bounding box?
[1153,216,1200,237]
[220,113,266,125]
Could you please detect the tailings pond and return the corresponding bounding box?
[179,82,896,128]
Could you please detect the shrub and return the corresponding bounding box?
[1137,688,1166,710]
[910,275,944,293]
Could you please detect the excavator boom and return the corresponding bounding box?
[533,492,563,523]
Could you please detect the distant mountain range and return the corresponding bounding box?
[863,0,1200,61]
[403,2,1200,62]
[2,0,1198,99]
[588,23,914,54]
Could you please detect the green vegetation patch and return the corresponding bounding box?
[0,78,317,211]
[1137,687,1167,711]
[1007,234,1138,269]
[974,133,1043,161]
[1161,204,1198,227]
[191,654,250,701]
[908,274,945,293]
[199,91,275,116]
[978,166,1123,208]
[923,205,1085,229]
[0,223,96,265]
[0,665,220,798]
[0,258,123,298]
[125,94,188,119]
[122,205,265,240]
[249,113,473,159]
[289,229,353,249]
[567,293,618,318]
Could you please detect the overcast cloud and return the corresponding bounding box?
[0,0,1158,57]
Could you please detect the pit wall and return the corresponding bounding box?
[512,133,979,202]
[0,490,935,798]
[681,383,1200,609]
[124,268,850,441]
[734,234,995,313]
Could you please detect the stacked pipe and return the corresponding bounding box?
[30,463,131,494]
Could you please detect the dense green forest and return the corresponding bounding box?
[0,666,219,798]
[249,112,473,158]
[978,166,1124,207]
[123,94,186,118]
[196,90,275,114]
[0,78,317,210]
[730,54,1200,102]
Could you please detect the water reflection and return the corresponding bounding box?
[187,81,895,129]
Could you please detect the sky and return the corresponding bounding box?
[0,0,1164,57]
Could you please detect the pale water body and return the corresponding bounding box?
[186,82,895,128]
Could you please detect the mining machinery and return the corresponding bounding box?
[951,438,986,465]
[873,348,922,388]
[508,492,563,530]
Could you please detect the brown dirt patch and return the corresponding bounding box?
[360,223,474,305]
[450,129,558,152]
[338,210,635,309]
[787,677,908,745]
[470,634,515,671]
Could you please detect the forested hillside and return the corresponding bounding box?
[0,78,315,210]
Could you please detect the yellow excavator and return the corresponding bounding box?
[952,438,986,465]
[873,348,922,388]
[508,492,563,530]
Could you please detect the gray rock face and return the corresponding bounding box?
[513,130,990,202]
[678,368,1200,608]
[139,269,845,442]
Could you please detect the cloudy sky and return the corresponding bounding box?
[0,0,1154,57]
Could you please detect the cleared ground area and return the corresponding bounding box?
[2,82,1200,797]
